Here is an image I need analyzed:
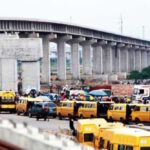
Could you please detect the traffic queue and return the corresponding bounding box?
[0,89,150,123]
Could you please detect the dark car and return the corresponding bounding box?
[28,102,57,120]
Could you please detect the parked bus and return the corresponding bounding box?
[131,104,150,123]
[0,91,16,113]
[107,103,136,122]
[57,100,113,120]
[110,128,150,150]
[16,97,48,115]
[76,118,107,147]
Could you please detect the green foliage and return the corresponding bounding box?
[128,66,150,79]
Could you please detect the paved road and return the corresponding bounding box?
[0,113,76,134]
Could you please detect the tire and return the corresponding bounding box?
[44,117,47,121]
[68,114,72,119]
[120,117,124,123]
[53,114,57,118]
[28,113,32,118]
[135,118,140,124]
[17,110,20,115]
[58,113,62,120]
[36,117,39,121]
[90,115,94,118]
[80,114,83,119]
[109,117,113,122]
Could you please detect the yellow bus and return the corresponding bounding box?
[76,118,107,147]
[131,104,150,123]
[107,103,136,122]
[0,91,16,113]
[16,97,48,116]
[110,128,150,150]
[94,122,124,149]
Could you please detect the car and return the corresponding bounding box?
[40,93,60,101]
[28,102,57,120]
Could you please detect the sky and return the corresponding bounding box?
[0,0,150,40]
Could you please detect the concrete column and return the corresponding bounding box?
[147,50,150,66]
[141,47,147,69]
[135,47,141,71]
[82,44,92,75]
[120,47,128,72]
[57,40,66,80]
[93,45,102,74]
[41,36,50,83]
[81,39,97,75]
[115,43,125,73]
[22,61,40,92]
[71,43,80,79]
[0,58,17,91]
[128,47,136,72]
[69,37,85,79]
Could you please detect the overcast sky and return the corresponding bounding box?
[0,0,150,40]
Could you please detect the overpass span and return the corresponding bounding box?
[0,18,150,83]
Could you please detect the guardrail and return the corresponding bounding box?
[0,119,94,150]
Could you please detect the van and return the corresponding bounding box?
[76,118,107,147]
[131,104,150,123]
[16,97,48,115]
[77,101,97,118]
[94,122,124,150]
[56,101,77,119]
[110,128,150,150]
[107,103,136,122]
[0,91,16,113]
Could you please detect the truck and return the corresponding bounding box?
[132,85,150,101]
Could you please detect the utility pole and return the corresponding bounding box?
[70,16,72,24]
[142,25,145,39]
[120,15,123,34]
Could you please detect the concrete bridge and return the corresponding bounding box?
[0,18,150,90]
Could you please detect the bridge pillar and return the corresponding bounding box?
[69,37,85,79]
[22,61,40,92]
[93,44,102,74]
[128,46,135,72]
[81,39,97,76]
[147,50,150,67]
[135,46,141,71]
[141,47,147,69]
[0,58,17,91]
[57,35,72,80]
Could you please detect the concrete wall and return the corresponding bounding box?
[0,38,43,61]
[22,61,40,92]
[0,59,17,91]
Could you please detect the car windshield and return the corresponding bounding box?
[44,103,56,107]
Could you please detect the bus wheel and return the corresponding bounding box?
[135,118,140,124]
[109,117,113,122]
[90,115,94,118]
[58,113,62,120]
[17,110,20,115]
[28,113,32,118]
[120,117,124,123]
[80,114,83,119]
[68,114,72,119]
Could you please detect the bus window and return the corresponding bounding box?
[107,141,111,150]
[84,133,94,142]
[141,147,150,150]
[99,137,104,149]
[126,146,133,150]
[134,106,140,111]
[118,144,125,150]
[141,107,147,112]
[139,89,144,94]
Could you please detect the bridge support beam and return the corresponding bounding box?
[57,35,72,80]
[0,59,17,91]
[22,61,40,93]
[69,37,85,79]
[81,39,97,76]
[135,46,141,71]
[147,50,150,67]
[141,47,147,69]
[93,44,102,74]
